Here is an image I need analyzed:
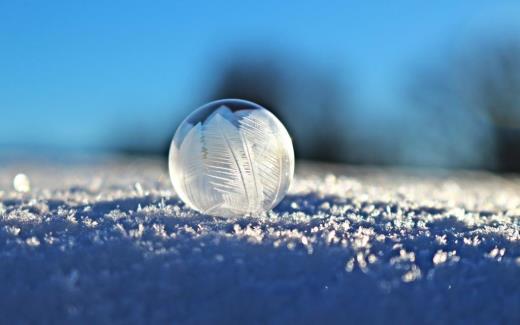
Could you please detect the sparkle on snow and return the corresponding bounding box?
[0,161,519,323]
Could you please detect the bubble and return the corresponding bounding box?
[169,99,294,217]
[13,173,31,193]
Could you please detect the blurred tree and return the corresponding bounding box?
[474,40,520,171]
[304,73,346,162]
[211,55,284,117]
[210,50,349,162]
[407,37,520,171]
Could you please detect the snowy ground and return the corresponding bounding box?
[1,158,519,324]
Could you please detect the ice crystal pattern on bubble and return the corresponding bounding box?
[169,100,294,217]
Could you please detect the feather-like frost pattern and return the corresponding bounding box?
[202,107,264,213]
[237,110,285,210]
[177,123,218,213]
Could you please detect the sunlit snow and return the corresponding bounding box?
[0,160,519,323]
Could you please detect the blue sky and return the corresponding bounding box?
[1,0,519,152]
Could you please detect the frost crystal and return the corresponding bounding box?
[169,99,295,217]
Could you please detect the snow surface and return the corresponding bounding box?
[1,159,519,324]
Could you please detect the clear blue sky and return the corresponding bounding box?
[1,0,519,152]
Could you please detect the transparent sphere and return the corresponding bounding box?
[169,99,294,217]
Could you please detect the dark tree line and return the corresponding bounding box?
[115,36,520,172]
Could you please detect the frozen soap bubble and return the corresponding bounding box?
[169,99,294,217]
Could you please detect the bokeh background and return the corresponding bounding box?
[1,1,519,171]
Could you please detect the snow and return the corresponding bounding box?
[0,159,519,324]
